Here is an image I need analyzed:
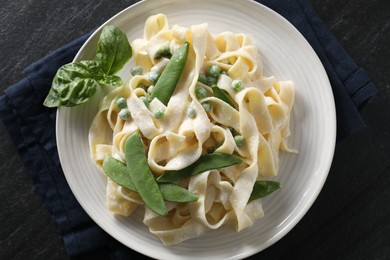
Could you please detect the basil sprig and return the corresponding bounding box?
[44,25,132,108]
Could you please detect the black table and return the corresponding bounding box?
[1,0,389,259]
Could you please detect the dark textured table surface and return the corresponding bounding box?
[1,0,389,259]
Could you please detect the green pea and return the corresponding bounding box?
[140,96,150,107]
[125,131,167,216]
[119,108,131,120]
[195,86,208,100]
[231,79,244,92]
[150,42,189,106]
[234,135,244,147]
[202,101,212,112]
[130,66,143,76]
[148,70,160,84]
[187,106,197,119]
[207,65,221,78]
[153,109,164,119]
[115,96,127,109]
[206,76,217,86]
[198,73,207,84]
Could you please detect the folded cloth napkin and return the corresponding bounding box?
[0,0,377,258]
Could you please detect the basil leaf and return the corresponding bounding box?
[157,153,243,183]
[43,87,61,107]
[248,181,281,202]
[79,60,104,78]
[96,25,132,75]
[80,60,124,87]
[98,75,124,87]
[44,25,131,108]
[45,62,98,107]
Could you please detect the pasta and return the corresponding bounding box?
[89,14,296,245]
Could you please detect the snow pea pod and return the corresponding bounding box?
[124,131,167,216]
[102,156,198,203]
[157,153,243,183]
[248,181,281,202]
[211,84,237,109]
[103,156,136,191]
[159,183,198,202]
[150,42,189,105]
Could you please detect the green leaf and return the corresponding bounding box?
[157,153,243,183]
[211,84,237,109]
[44,62,98,107]
[248,181,281,202]
[98,74,124,87]
[43,87,61,107]
[125,131,167,216]
[80,60,123,87]
[79,60,103,78]
[96,25,132,75]
[43,25,131,108]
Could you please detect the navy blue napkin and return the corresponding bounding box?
[0,0,377,258]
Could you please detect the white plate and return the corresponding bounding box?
[56,0,336,259]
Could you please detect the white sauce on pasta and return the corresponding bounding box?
[89,14,296,245]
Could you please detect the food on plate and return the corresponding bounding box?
[87,14,296,245]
